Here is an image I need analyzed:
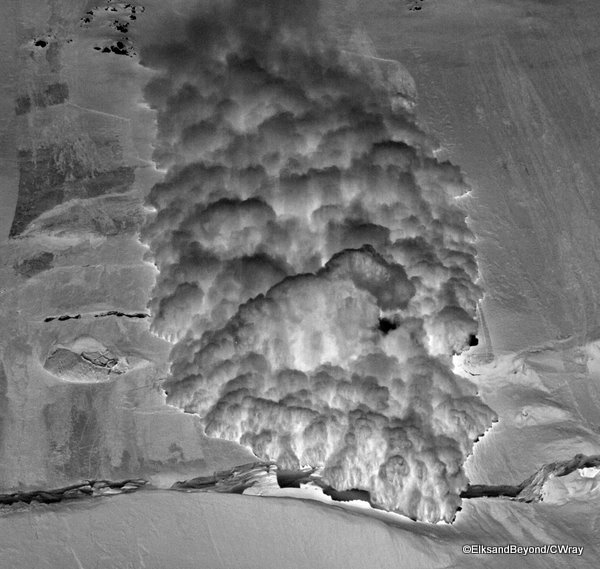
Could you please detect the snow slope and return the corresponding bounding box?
[0,489,597,569]
[329,0,600,354]
[2,0,600,566]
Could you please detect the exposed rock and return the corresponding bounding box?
[44,311,149,323]
[44,315,81,322]
[518,454,600,502]
[0,479,147,506]
[172,462,278,494]
[462,453,600,502]
[43,336,131,383]
[82,1,145,57]
[174,462,376,506]
[93,310,148,319]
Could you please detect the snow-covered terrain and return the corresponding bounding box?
[2,0,600,566]
[336,0,600,355]
[0,489,597,569]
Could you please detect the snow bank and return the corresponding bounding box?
[1,490,597,569]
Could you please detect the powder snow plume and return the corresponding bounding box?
[140,0,496,523]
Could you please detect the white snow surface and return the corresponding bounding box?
[0,489,597,569]
[2,0,600,566]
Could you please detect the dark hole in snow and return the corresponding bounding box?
[322,486,372,503]
[34,40,47,48]
[276,470,372,504]
[378,317,397,335]
[276,470,312,488]
[93,311,149,318]
[468,334,479,347]
[110,44,130,55]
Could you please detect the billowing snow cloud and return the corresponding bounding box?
[140,0,496,522]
